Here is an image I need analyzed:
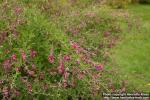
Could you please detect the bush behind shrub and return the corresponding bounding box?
[106,0,131,8]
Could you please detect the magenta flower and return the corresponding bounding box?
[16,67,20,72]
[124,80,128,85]
[32,64,36,70]
[76,59,80,64]
[0,80,3,85]
[120,87,126,92]
[77,72,84,80]
[58,56,65,74]
[11,54,17,60]
[39,72,45,80]
[2,87,9,97]
[92,73,98,79]
[48,55,54,63]
[27,70,35,77]
[62,80,68,88]
[64,55,71,61]
[14,7,22,15]
[48,48,55,63]
[14,90,21,97]
[64,71,70,80]
[30,49,37,58]
[27,83,33,93]
[21,51,26,61]
[103,31,110,37]
[71,42,79,49]
[2,59,12,72]
[95,64,104,71]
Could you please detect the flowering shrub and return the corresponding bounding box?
[0,0,135,99]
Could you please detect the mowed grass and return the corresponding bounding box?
[110,4,150,92]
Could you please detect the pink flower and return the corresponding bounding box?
[2,59,12,72]
[124,80,128,85]
[92,73,99,79]
[39,72,45,80]
[58,55,65,74]
[64,71,70,80]
[120,87,126,92]
[64,55,71,61]
[0,80,3,85]
[103,31,110,37]
[27,70,35,77]
[76,59,80,64]
[27,83,32,93]
[48,48,55,63]
[62,80,68,88]
[12,30,18,37]
[71,42,79,49]
[16,67,20,72]
[21,51,26,61]
[77,71,85,80]
[32,64,36,70]
[95,64,104,71]
[48,55,54,63]
[2,87,9,97]
[14,7,22,15]
[11,54,17,60]
[14,90,21,97]
[85,12,96,17]
[30,49,37,58]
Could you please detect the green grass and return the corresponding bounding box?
[110,4,150,92]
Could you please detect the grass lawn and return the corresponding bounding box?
[110,4,150,92]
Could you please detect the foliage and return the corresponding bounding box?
[139,0,150,3]
[0,0,136,99]
[106,0,131,8]
[131,0,150,4]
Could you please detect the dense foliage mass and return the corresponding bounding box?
[0,0,139,99]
